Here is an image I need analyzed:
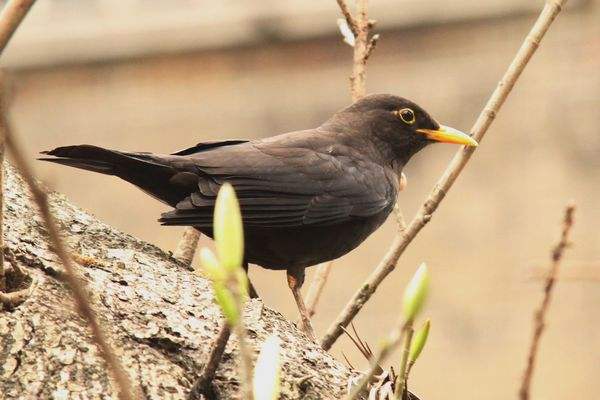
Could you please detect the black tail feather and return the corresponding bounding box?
[39,145,173,175]
[38,155,116,175]
[39,145,188,206]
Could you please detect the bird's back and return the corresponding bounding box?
[162,128,399,269]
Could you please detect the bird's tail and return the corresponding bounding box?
[40,145,170,176]
[39,145,187,206]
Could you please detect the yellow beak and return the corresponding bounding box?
[416,125,478,147]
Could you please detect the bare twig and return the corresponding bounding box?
[394,324,414,399]
[393,202,407,234]
[519,203,575,400]
[173,227,200,267]
[335,0,358,37]
[340,1,409,236]
[0,0,35,57]
[233,295,254,400]
[350,0,370,101]
[530,272,600,283]
[304,0,379,329]
[0,2,134,397]
[189,323,231,400]
[335,0,378,101]
[0,0,36,292]
[394,173,408,233]
[305,261,333,318]
[364,33,380,61]
[321,0,569,350]
[0,95,4,291]
[528,262,599,282]
[2,100,135,400]
[345,320,407,400]
[341,324,377,368]
[311,0,382,328]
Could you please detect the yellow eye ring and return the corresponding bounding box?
[397,108,416,125]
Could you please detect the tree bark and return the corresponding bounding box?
[0,164,358,399]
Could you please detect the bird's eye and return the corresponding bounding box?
[397,108,416,124]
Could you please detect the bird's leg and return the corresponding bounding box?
[243,261,260,299]
[287,268,316,341]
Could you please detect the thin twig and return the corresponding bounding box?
[350,0,370,101]
[2,100,135,400]
[188,323,231,400]
[305,261,333,318]
[0,0,35,57]
[393,202,407,234]
[394,324,414,399]
[233,293,254,400]
[518,203,575,400]
[0,0,36,293]
[335,0,377,101]
[528,262,599,282]
[321,0,569,350]
[235,322,253,400]
[364,33,380,61]
[339,0,409,237]
[340,323,380,374]
[311,0,381,329]
[335,0,358,37]
[173,227,200,267]
[0,2,133,397]
[345,320,407,400]
[530,272,600,283]
[394,173,408,233]
[0,90,4,291]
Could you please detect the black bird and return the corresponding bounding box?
[40,94,477,339]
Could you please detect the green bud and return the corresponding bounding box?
[214,183,244,272]
[253,335,281,400]
[409,319,430,365]
[213,282,240,326]
[402,262,430,321]
[199,247,224,281]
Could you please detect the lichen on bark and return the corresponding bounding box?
[0,165,358,399]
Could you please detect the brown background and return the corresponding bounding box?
[4,1,599,399]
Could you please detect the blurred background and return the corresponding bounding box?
[3,0,599,399]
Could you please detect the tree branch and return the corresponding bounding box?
[0,92,5,291]
[350,0,370,101]
[518,203,575,400]
[0,0,35,56]
[321,0,569,350]
[0,0,36,293]
[309,0,381,328]
[0,1,134,398]
[335,0,358,37]
[173,227,200,267]
[189,324,231,399]
[364,33,380,62]
[305,261,334,318]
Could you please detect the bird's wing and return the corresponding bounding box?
[159,139,394,228]
[170,139,249,156]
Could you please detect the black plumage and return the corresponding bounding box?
[40,94,477,338]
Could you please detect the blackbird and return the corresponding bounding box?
[40,94,477,339]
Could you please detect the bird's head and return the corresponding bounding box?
[325,94,478,167]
